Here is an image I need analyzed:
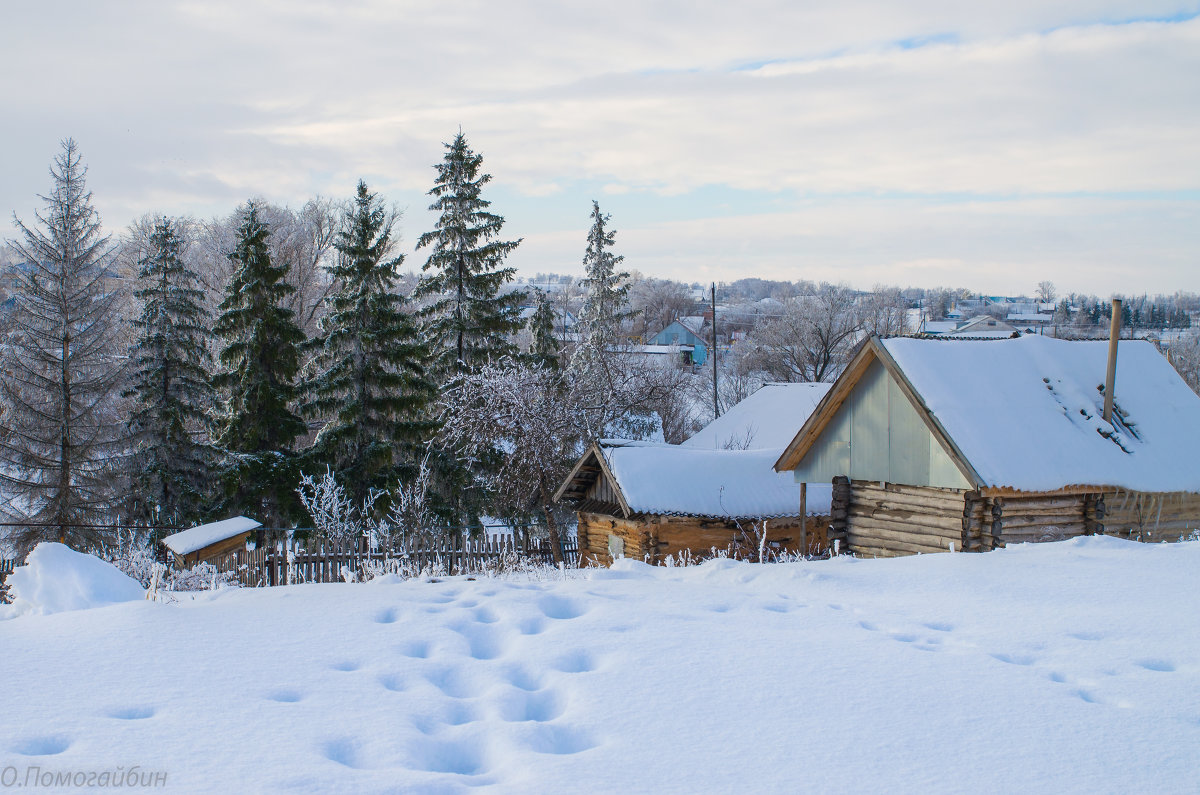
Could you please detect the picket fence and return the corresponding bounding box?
[205,535,579,588]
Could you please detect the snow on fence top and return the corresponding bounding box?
[682,382,832,451]
[600,441,832,519]
[163,516,262,556]
[882,335,1200,493]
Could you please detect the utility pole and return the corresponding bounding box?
[1103,298,1122,424]
[711,282,719,419]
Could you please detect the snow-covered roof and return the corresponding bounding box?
[919,320,959,335]
[162,516,261,556]
[677,316,706,335]
[1007,313,1052,323]
[879,336,1200,493]
[682,382,831,451]
[599,441,831,518]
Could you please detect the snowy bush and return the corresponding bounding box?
[166,562,239,592]
[94,529,160,588]
[297,468,362,543]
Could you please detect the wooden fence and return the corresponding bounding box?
[205,535,579,588]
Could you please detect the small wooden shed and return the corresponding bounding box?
[162,516,262,568]
[775,336,1200,557]
[555,441,831,565]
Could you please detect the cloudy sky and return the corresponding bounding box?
[3,0,1198,295]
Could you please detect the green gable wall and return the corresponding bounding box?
[793,359,971,490]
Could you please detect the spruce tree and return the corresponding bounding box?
[304,181,437,506]
[212,203,307,526]
[0,139,125,552]
[125,217,214,526]
[415,132,524,376]
[570,200,636,388]
[527,290,560,370]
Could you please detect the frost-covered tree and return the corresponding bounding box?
[1169,332,1200,396]
[125,217,214,525]
[742,285,861,383]
[571,201,634,376]
[304,181,436,506]
[211,203,307,526]
[415,132,524,376]
[0,139,126,552]
[568,202,656,441]
[438,358,584,563]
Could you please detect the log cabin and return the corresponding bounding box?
[162,516,262,568]
[774,335,1200,557]
[556,383,834,566]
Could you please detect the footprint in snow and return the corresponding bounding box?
[398,639,431,659]
[406,737,490,776]
[923,621,954,632]
[423,665,479,699]
[551,649,596,674]
[858,620,879,632]
[522,724,597,756]
[497,688,566,723]
[1137,659,1176,673]
[377,673,406,692]
[449,621,507,661]
[265,689,304,703]
[105,705,156,720]
[990,652,1037,666]
[330,660,361,672]
[373,607,399,624]
[11,736,71,756]
[537,595,588,620]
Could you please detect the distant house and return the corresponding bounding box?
[945,315,1019,338]
[556,383,833,565]
[775,336,1200,557]
[162,516,262,568]
[650,317,708,366]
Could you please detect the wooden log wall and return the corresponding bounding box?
[991,494,1090,545]
[828,476,850,553]
[845,480,968,557]
[1099,490,1200,542]
[577,511,830,566]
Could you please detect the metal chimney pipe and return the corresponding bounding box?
[1103,298,1122,424]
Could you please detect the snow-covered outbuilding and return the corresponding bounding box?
[774,336,1200,557]
[161,516,261,568]
[555,384,833,565]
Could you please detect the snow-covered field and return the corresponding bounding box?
[2,537,1199,793]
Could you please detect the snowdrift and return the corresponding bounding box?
[1,537,1197,792]
[3,543,144,617]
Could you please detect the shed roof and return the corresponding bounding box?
[776,336,1200,494]
[163,516,261,556]
[556,441,830,520]
[682,382,831,451]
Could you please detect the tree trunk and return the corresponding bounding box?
[539,478,564,565]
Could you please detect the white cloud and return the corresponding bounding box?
[0,1,1196,292]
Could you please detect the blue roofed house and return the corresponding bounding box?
[650,316,708,366]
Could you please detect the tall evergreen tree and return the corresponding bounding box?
[415,131,524,376]
[574,200,634,356]
[570,201,636,399]
[212,203,307,526]
[0,139,126,553]
[304,181,437,506]
[125,217,214,526]
[527,289,561,370]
